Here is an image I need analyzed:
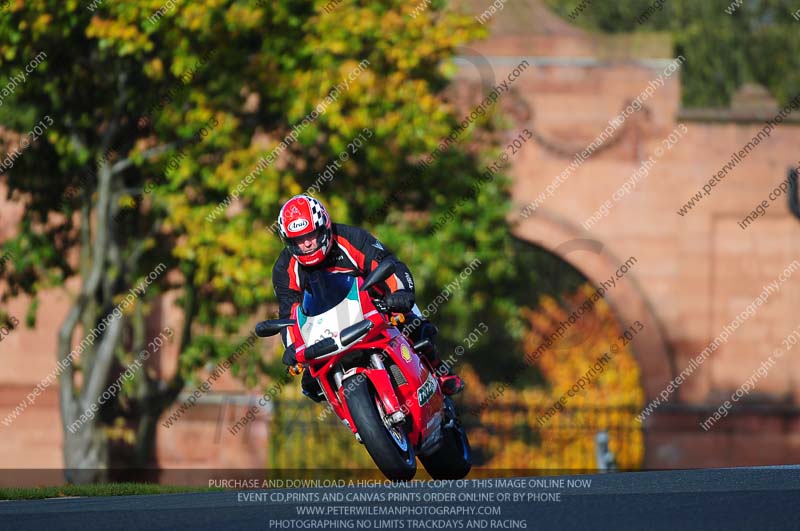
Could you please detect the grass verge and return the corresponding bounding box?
[0,483,221,500]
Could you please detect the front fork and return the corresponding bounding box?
[369,352,406,425]
[333,354,406,437]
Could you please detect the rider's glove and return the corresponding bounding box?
[384,289,415,314]
[372,297,390,313]
[282,344,297,366]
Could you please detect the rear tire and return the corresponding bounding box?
[419,397,472,479]
[345,377,416,481]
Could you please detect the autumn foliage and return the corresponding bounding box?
[462,283,645,471]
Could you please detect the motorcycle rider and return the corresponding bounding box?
[272,194,464,402]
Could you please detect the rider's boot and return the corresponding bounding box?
[427,344,465,396]
[411,320,464,396]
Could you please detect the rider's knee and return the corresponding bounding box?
[419,321,438,340]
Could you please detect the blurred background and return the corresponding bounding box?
[1,0,799,485]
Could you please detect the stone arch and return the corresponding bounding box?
[509,209,674,400]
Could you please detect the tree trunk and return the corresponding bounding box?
[63,423,109,484]
[132,412,159,469]
[59,127,184,482]
[59,152,117,483]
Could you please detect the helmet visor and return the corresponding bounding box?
[285,227,326,256]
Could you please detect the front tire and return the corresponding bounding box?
[345,377,416,481]
[419,397,472,479]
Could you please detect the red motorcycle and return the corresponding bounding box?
[256,261,471,480]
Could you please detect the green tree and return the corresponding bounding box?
[0,0,529,481]
[545,0,800,107]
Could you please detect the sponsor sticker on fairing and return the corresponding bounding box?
[416,373,437,406]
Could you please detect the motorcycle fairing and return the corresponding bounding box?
[296,275,364,358]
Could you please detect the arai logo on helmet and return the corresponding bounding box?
[287,218,310,233]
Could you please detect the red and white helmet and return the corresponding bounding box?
[277,195,333,266]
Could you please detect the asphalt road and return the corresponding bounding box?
[1,466,798,531]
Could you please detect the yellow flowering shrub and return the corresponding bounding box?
[459,283,645,471]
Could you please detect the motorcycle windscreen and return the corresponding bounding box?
[297,271,364,351]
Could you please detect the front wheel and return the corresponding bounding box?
[419,397,472,479]
[345,377,416,481]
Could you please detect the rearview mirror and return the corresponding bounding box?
[255,319,295,337]
[360,260,396,292]
[340,320,374,346]
[304,338,338,360]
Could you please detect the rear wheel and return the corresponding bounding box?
[419,397,472,479]
[345,377,416,481]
